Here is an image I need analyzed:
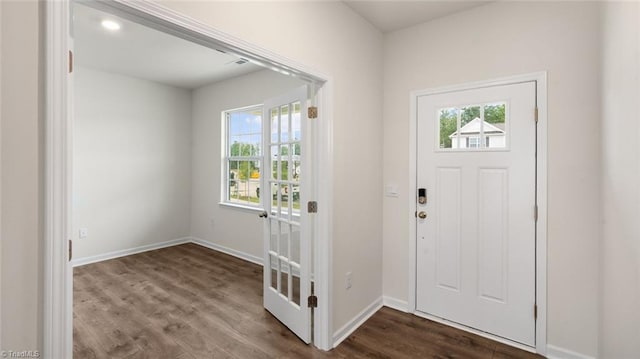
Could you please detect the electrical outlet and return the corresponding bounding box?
[346,271,352,290]
[79,228,88,239]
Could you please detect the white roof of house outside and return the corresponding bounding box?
[449,118,505,138]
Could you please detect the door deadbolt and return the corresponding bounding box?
[417,211,427,219]
[418,188,427,205]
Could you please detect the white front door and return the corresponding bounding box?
[416,81,537,346]
[261,86,312,343]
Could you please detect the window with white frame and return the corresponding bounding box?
[223,105,263,207]
[438,102,508,150]
[468,136,481,148]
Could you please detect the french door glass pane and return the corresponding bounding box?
[292,102,301,141]
[271,108,279,143]
[281,261,290,298]
[290,225,300,264]
[270,219,278,253]
[270,146,278,180]
[279,146,288,179]
[292,160,301,182]
[280,104,290,142]
[280,223,289,260]
[270,255,278,291]
[292,272,300,306]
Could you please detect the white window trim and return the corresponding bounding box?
[221,104,263,209]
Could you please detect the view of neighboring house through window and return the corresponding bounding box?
[438,102,507,150]
[224,105,262,207]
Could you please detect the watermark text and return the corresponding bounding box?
[1,350,41,358]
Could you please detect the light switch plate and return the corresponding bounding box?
[385,185,399,198]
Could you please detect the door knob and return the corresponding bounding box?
[417,211,427,219]
[258,211,268,218]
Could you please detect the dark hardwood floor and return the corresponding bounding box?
[73,243,543,358]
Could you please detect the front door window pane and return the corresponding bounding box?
[437,102,508,151]
[483,102,507,149]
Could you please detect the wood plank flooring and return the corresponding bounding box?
[74,243,543,359]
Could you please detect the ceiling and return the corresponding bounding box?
[343,1,490,33]
[72,2,489,88]
[73,3,262,89]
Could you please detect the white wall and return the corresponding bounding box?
[382,2,601,356]
[0,0,41,352]
[191,69,305,259]
[160,1,384,335]
[73,67,305,261]
[73,66,192,259]
[600,2,640,357]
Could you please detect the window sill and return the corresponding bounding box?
[219,202,264,214]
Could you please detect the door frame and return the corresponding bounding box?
[408,72,548,355]
[44,1,334,357]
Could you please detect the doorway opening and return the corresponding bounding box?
[408,74,548,355]
[45,2,331,357]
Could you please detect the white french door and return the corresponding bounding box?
[261,86,312,343]
[416,81,537,346]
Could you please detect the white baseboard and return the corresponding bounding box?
[333,297,383,348]
[191,237,262,266]
[546,345,595,359]
[382,296,409,312]
[72,236,264,268]
[71,237,191,267]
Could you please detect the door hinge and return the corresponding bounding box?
[534,107,539,123]
[69,50,73,73]
[534,304,538,320]
[534,205,539,222]
[68,239,73,261]
[308,106,318,119]
[307,201,318,213]
[308,295,318,308]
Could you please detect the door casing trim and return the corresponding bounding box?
[408,72,548,355]
[44,1,334,357]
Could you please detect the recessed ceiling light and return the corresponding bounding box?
[101,20,121,31]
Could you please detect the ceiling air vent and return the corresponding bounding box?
[235,58,248,65]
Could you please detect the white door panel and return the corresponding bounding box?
[262,86,311,343]
[416,82,536,346]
